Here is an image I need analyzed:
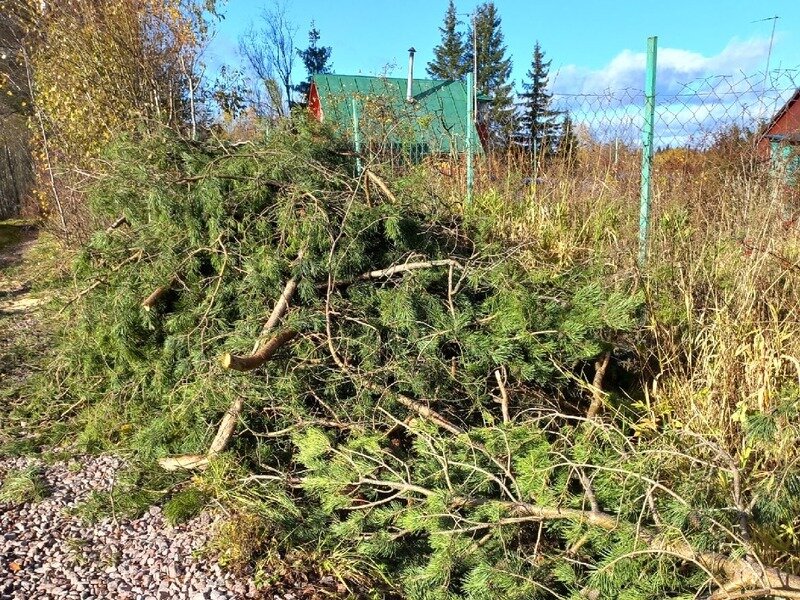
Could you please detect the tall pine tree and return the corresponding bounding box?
[467,2,514,146]
[295,21,332,102]
[427,1,469,80]
[520,41,561,155]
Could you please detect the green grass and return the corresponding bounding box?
[163,487,209,525]
[0,466,49,503]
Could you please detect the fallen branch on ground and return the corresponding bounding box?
[104,215,128,234]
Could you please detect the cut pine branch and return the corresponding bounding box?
[141,277,177,311]
[587,351,611,419]
[160,277,299,471]
[251,276,298,353]
[319,259,464,290]
[357,259,463,281]
[221,329,299,371]
[364,169,397,203]
[347,477,800,598]
[208,398,243,454]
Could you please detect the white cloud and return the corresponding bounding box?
[546,38,800,147]
[552,38,773,96]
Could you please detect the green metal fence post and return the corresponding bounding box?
[466,72,474,207]
[352,97,363,175]
[639,36,658,270]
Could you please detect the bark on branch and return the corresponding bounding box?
[587,351,611,419]
[251,277,298,353]
[141,277,176,311]
[364,169,397,203]
[220,329,298,371]
[506,502,800,598]
[494,367,511,424]
[346,476,800,599]
[319,259,464,291]
[160,277,299,471]
[357,259,463,281]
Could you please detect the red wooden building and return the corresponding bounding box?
[757,89,800,158]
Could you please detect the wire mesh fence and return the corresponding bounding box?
[345,66,800,178]
[551,68,800,150]
[318,62,800,254]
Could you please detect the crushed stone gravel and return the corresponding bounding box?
[0,455,261,600]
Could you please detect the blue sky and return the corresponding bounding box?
[206,0,800,146]
[207,0,800,95]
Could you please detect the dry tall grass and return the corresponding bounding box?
[418,142,800,437]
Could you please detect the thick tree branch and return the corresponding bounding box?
[587,351,611,419]
[365,169,397,203]
[160,276,299,471]
[141,277,176,311]
[221,328,298,371]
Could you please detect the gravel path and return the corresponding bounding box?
[0,455,258,600]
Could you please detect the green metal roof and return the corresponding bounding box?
[312,74,482,156]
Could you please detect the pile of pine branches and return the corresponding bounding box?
[46,119,800,599]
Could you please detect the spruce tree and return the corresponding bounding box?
[520,41,561,156]
[467,2,514,146]
[427,0,470,80]
[557,111,579,168]
[295,21,332,103]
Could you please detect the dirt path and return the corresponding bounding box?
[0,224,41,316]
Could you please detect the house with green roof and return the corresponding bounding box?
[308,72,485,159]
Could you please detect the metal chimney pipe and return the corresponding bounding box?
[406,47,416,102]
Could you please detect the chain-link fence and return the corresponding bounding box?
[345,67,796,155]
[550,68,800,150]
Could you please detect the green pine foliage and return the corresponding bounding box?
[519,42,561,156]
[427,1,470,81]
[295,21,333,102]
[468,2,515,146]
[28,116,800,598]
